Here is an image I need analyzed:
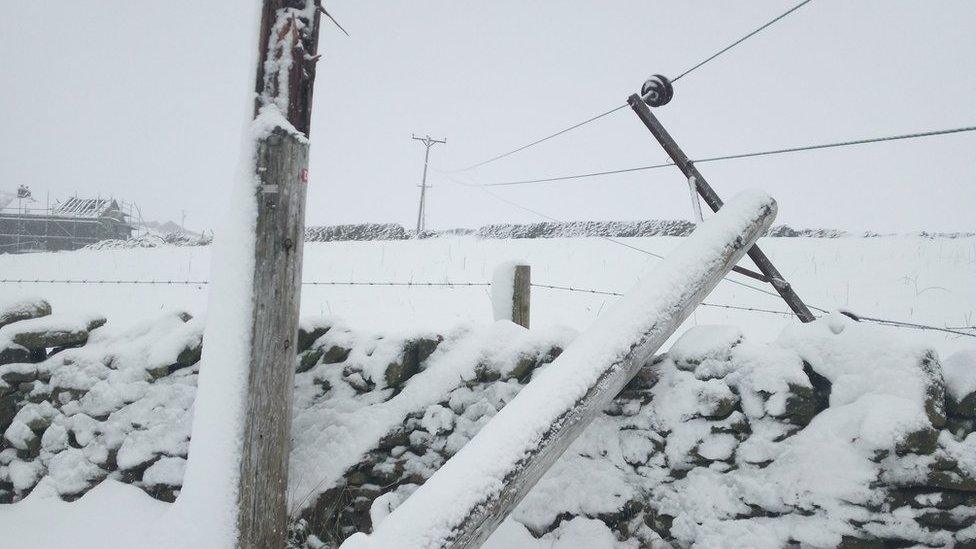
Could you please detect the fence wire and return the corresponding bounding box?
[2,277,969,338]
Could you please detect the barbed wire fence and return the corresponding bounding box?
[1,277,972,337]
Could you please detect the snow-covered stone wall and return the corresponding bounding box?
[0,298,200,503]
[2,297,975,548]
[84,232,213,250]
[304,223,411,242]
[59,222,975,250]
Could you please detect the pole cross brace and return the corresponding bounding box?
[627,94,816,323]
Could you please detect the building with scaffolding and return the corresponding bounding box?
[0,195,135,253]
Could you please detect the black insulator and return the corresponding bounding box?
[640,74,674,107]
[839,310,862,322]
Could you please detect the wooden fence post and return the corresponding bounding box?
[492,263,530,329]
[512,265,530,329]
[343,191,779,549]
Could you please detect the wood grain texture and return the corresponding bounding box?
[254,0,322,136]
[237,130,309,549]
[236,1,320,547]
[512,265,530,329]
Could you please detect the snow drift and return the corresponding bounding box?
[2,296,976,548]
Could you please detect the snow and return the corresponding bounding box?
[943,348,976,403]
[135,0,266,546]
[778,312,940,434]
[490,260,519,322]
[0,312,103,348]
[522,312,964,547]
[343,190,776,548]
[420,405,455,435]
[0,0,269,547]
[165,100,261,549]
[287,320,570,514]
[2,229,971,357]
[142,457,187,488]
[483,517,639,549]
[0,194,972,548]
[668,324,744,369]
[5,402,56,450]
[0,296,49,322]
[0,479,168,549]
[477,219,696,239]
[8,459,44,493]
[0,300,970,547]
[1,312,97,335]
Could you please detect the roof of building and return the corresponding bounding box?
[50,197,123,219]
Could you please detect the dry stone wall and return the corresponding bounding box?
[2,298,975,548]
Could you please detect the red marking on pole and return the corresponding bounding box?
[300,168,309,183]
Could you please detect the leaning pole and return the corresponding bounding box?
[342,190,778,549]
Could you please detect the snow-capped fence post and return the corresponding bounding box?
[512,265,530,329]
[491,263,530,328]
[342,191,778,549]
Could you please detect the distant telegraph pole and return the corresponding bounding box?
[411,134,446,235]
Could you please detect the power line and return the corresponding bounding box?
[481,162,675,187]
[438,168,667,258]
[672,0,814,83]
[450,104,628,172]
[476,124,976,187]
[437,168,791,301]
[693,125,976,165]
[0,279,489,288]
[438,170,976,338]
[449,1,815,173]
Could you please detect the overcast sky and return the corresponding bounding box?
[2,1,974,234]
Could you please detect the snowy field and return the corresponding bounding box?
[1,233,975,549]
[0,235,973,356]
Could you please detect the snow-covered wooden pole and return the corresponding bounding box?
[173,3,325,548]
[342,191,778,549]
[236,2,322,548]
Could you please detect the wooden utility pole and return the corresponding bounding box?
[237,2,324,548]
[411,134,446,235]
